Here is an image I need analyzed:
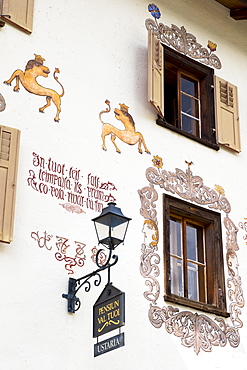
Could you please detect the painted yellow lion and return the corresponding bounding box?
[4,54,64,122]
[99,100,150,154]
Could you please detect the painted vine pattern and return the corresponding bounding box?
[31,231,108,274]
[138,157,244,354]
[146,4,221,69]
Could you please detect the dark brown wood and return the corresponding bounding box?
[163,195,228,317]
[230,8,247,19]
[215,0,247,8]
[164,294,230,317]
[163,195,171,296]
[163,45,217,147]
[0,18,5,28]
[215,0,247,7]
[215,0,247,19]
[157,117,219,150]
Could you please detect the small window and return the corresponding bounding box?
[148,30,240,152]
[161,45,217,148]
[165,64,202,137]
[164,195,228,317]
[0,0,34,34]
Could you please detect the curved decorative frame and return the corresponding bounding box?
[138,158,244,354]
[145,5,222,69]
[0,93,6,112]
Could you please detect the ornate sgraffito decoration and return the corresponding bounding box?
[4,54,64,122]
[146,4,222,69]
[31,232,110,274]
[31,231,86,274]
[99,100,151,154]
[31,231,53,251]
[59,203,86,214]
[238,219,247,245]
[55,237,86,274]
[0,93,6,112]
[138,156,244,354]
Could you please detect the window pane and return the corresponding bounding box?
[181,114,199,136]
[181,76,198,98]
[188,263,206,302]
[170,256,183,297]
[182,94,199,118]
[186,223,204,263]
[186,224,197,261]
[188,262,199,301]
[170,219,182,256]
[186,223,206,303]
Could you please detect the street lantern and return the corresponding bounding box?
[92,202,131,249]
[62,202,131,313]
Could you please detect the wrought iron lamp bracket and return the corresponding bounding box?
[62,248,118,313]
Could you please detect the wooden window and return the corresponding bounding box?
[0,125,20,243]
[180,74,200,136]
[148,30,240,151]
[165,66,201,137]
[0,0,34,33]
[164,195,228,317]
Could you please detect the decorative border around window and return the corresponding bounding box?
[146,4,222,69]
[138,156,244,354]
[0,93,6,112]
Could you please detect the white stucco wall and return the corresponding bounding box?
[0,0,247,369]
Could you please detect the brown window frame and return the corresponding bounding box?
[163,194,229,317]
[157,45,219,151]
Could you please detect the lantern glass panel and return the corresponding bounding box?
[94,219,129,249]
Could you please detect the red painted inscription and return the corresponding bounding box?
[27,152,117,213]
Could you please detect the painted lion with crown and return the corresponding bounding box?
[99,100,150,154]
[4,54,64,122]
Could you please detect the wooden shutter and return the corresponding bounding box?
[148,29,164,118]
[214,75,240,152]
[1,0,34,33]
[0,125,20,243]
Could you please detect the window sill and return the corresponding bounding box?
[156,118,220,151]
[164,294,230,318]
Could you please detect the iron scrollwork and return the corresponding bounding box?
[62,248,118,313]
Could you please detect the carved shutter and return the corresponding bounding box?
[214,75,240,152]
[1,0,34,33]
[148,29,164,118]
[0,126,20,243]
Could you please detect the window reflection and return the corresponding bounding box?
[169,217,206,302]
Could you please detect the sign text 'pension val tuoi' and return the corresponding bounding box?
[93,283,125,338]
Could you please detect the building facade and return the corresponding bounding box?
[0,0,247,369]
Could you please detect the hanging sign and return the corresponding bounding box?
[94,332,124,357]
[93,283,125,338]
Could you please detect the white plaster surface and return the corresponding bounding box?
[0,0,247,368]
